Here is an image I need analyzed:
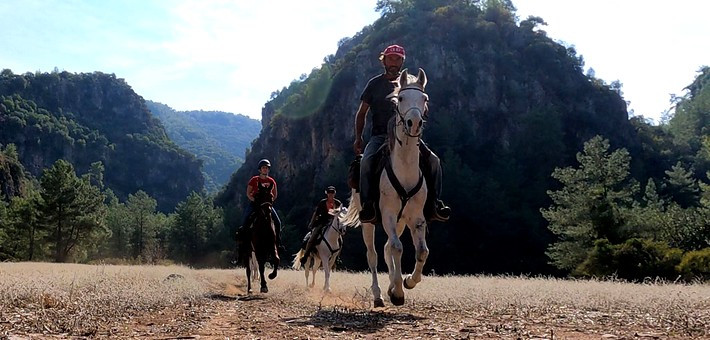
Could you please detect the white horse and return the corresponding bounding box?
[292,206,349,292]
[342,68,430,307]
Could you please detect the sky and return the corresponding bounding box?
[1,1,708,124]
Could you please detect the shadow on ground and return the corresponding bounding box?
[283,306,426,334]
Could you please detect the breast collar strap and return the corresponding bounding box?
[384,159,424,222]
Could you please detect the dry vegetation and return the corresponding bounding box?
[1,262,709,339]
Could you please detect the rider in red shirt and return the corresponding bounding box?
[236,159,283,262]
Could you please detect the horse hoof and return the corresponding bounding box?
[268,272,277,280]
[390,294,405,306]
[260,286,268,293]
[403,275,416,289]
[387,288,405,306]
[247,288,253,294]
[373,298,385,308]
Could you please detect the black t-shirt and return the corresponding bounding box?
[312,198,342,228]
[360,74,400,136]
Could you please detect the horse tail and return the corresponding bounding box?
[341,189,362,228]
[292,249,305,270]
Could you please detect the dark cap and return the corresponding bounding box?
[325,186,336,193]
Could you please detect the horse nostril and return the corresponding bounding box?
[418,121,422,128]
[407,119,413,127]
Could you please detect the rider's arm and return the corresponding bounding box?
[353,101,369,153]
[246,180,255,202]
[271,179,278,201]
[307,210,318,230]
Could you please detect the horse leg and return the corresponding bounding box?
[321,251,332,293]
[405,219,429,289]
[268,258,279,280]
[268,237,279,280]
[304,255,311,287]
[246,262,252,294]
[383,217,405,306]
[362,223,383,307]
[259,258,268,293]
[311,256,321,288]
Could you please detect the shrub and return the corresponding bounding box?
[574,238,683,281]
[613,238,682,281]
[677,248,710,281]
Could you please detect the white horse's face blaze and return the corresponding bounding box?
[397,69,428,137]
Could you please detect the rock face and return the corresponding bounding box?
[219,3,640,274]
[0,70,203,211]
[0,150,26,201]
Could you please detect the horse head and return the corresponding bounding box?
[328,206,349,235]
[396,68,428,138]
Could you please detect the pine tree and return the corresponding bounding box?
[541,136,638,271]
[169,192,222,264]
[663,161,701,208]
[38,159,106,262]
[126,190,158,260]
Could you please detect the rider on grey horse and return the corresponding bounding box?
[299,186,342,265]
[352,44,450,224]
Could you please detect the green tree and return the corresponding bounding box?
[541,136,638,271]
[169,192,222,264]
[663,161,701,208]
[38,159,106,262]
[102,192,131,259]
[126,190,158,259]
[6,193,42,260]
[0,200,10,260]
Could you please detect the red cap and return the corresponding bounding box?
[381,44,405,59]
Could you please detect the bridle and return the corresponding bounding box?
[322,209,347,254]
[394,86,427,144]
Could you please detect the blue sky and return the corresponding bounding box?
[1,1,708,124]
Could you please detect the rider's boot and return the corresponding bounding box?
[300,238,313,266]
[426,198,451,222]
[359,201,377,223]
[275,232,285,256]
[300,227,318,265]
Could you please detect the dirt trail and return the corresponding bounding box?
[113,276,688,340]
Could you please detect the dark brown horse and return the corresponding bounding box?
[246,187,280,294]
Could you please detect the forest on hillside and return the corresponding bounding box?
[146,101,261,193]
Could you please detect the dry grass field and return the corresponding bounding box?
[1,262,709,339]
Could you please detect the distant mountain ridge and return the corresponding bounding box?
[0,69,203,211]
[146,101,261,192]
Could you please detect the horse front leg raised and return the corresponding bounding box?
[362,222,383,307]
[268,239,279,280]
[405,218,429,289]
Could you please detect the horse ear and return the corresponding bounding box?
[417,68,427,88]
[399,68,409,88]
